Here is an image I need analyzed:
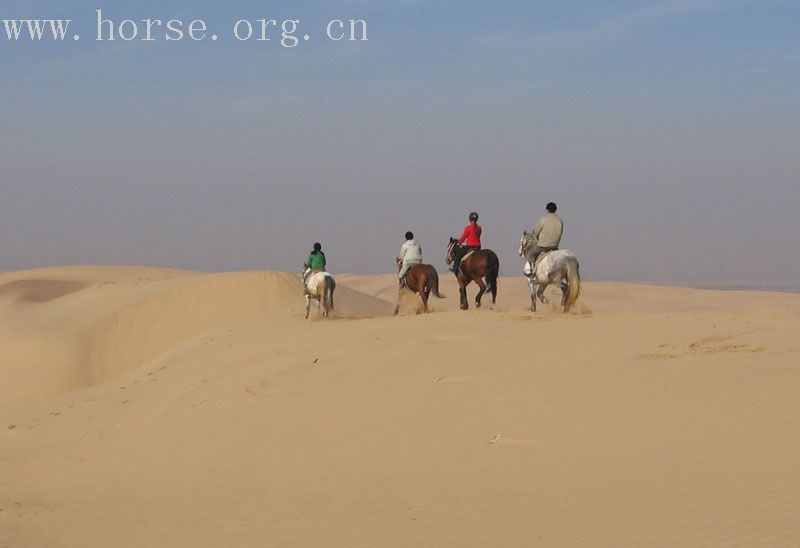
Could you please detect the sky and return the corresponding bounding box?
[1,0,798,285]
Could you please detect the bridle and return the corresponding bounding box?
[445,240,457,265]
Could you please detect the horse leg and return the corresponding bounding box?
[318,296,323,317]
[394,285,403,315]
[459,278,469,310]
[560,281,569,312]
[528,278,537,312]
[474,278,487,308]
[305,294,311,319]
[420,286,429,313]
[537,283,549,304]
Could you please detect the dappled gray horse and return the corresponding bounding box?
[519,231,581,312]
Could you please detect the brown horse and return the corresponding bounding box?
[395,260,446,315]
[446,238,500,310]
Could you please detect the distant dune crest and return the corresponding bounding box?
[0,267,393,401]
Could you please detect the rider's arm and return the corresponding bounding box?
[458,226,469,244]
[533,219,544,239]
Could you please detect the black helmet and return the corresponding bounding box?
[405,231,414,240]
[313,242,322,252]
[468,212,479,222]
[546,202,557,213]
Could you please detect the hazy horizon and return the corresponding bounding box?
[2,1,798,285]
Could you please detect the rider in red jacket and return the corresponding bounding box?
[458,214,482,247]
[453,212,482,273]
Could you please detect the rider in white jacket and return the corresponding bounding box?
[398,231,423,286]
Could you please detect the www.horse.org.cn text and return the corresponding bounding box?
[2,10,368,47]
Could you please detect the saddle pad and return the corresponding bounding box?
[535,250,552,266]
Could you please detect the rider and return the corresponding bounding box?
[453,212,482,274]
[398,231,423,287]
[527,202,563,266]
[304,242,327,289]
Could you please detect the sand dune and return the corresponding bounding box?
[0,268,392,401]
[1,266,799,547]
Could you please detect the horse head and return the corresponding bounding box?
[445,237,459,265]
[519,230,536,258]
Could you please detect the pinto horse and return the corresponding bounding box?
[445,238,500,310]
[395,260,446,315]
[303,269,335,319]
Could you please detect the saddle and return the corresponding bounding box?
[303,269,323,285]
[461,250,477,262]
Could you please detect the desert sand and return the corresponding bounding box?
[1,266,799,547]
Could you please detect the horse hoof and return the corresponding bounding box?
[475,302,481,308]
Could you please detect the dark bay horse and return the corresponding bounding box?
[445,238,500,310]
[395,259,446,315]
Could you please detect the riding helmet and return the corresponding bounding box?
[468,212,479,222]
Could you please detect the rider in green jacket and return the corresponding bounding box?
[303,243,327,293]
[306,242,327,271]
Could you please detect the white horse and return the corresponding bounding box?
[518,231,581,313]
[303,269,336,319]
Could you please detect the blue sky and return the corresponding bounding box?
[1,1,798,284]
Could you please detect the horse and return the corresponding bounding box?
[518,231,581,313]
[303,269,336,319]
[395,259,446,315]
[445,238,500,310]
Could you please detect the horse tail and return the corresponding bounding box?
[324,275,335,313]
[485,251,500,294]
[564,258,581,312]
[428,266,446,298]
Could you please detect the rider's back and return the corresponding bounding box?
[459,222,482,247]
[400,239,423,263]
[533,213,563,249]
[307,250,326,271]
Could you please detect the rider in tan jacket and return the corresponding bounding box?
[527,202,564,265]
